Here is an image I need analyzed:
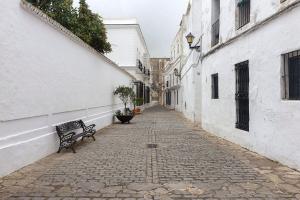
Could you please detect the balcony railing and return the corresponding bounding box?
[211,19,220,47]
[137,59,143,71]
[136,59,150,77]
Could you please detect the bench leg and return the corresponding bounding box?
[91,135,96,141]
[71,146,76,153]
[57,147,62,153]
[71,141,76,153]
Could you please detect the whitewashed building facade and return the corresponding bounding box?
[167,0,300,170]
[104,19,152,104]
[162,22,185,110]
[163,0,202,122]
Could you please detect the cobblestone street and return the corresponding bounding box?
[1,106,300,199]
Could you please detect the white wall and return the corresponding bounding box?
[201,5,300,170]
[201,0,299,54]
[0,0,134,177]
[105,26,138,67]
[178,0,202,124]
[105,23,151,87]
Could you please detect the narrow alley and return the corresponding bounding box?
[1,106,300,199]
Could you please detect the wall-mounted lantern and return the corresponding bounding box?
[185,32,201,51]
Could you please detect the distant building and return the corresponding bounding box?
[163,24,185,110]
[150,58,170,104]
[104,18,151,104]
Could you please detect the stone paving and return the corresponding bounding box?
[1,106,300,199]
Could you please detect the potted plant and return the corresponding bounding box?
[133,98,144,114]
[113,86,135,123]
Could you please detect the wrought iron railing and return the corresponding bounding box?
[235,61,249,131]
[137,59,143,71]
[282,50,300,100]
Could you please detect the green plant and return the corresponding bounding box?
[113,86,135,115]
[25,0,111,54]
[115,109,133,116]
[133,98,144,107]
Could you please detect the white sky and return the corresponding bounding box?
[74,0,189,58]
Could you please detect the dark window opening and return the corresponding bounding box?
[211,0,220,47]
[166,91,171,105]
[237,0,250,29]
[235,61,249,131]
[211,73,219,99]
[145,86,150,104]
[282,50,300,100]
[134,81,145,106]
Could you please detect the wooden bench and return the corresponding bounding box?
[56,120,96,153]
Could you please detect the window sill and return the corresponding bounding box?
[281,99,300,102]
[236,22,251,34]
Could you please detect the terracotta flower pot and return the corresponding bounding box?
[133,108,141,115]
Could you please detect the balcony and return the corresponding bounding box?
[137,59,143,71]
[137,60,150,77]
[142,68,151,78]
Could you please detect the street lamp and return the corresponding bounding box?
[185,32,201,51]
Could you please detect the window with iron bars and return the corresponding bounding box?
[211,19,220,47]
[236,0,250,29]
[211,73,219,99]
[235,61,249,131]
[282,50,300,100]
[211,0,220,47]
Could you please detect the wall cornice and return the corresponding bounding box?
[20,0,136,81]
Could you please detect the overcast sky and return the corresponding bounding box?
[75,0,189,58]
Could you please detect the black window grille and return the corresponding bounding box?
[211,73,219,99]
[211,19,220,47]
[282,50,300,100]
[235,61,249,131]
[237,0,250,29]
